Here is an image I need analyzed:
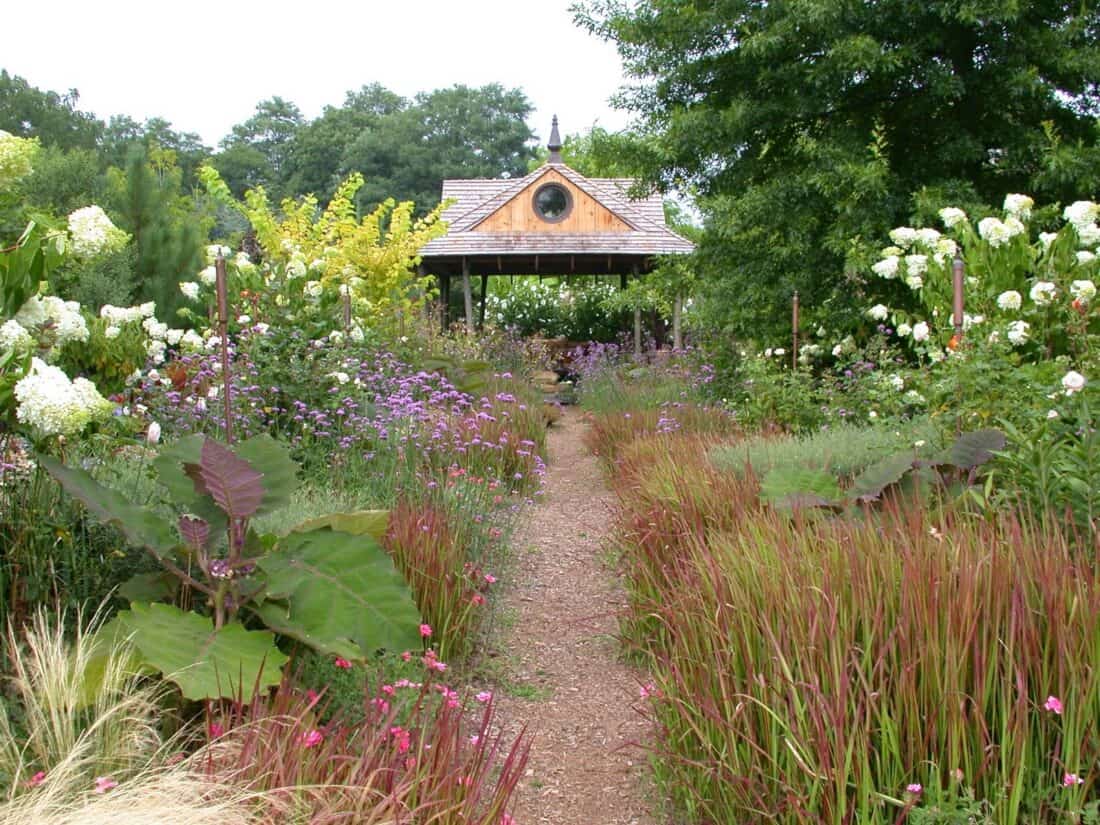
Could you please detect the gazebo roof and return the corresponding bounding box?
[420,123,693,275]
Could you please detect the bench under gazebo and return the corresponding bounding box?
[419,118,694,351]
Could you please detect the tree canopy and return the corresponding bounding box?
[576,0,1100,339]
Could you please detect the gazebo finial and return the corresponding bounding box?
[548,115,563,163]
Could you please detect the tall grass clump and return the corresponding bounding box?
[0,606,262,824]
[613,437,1100,824]
[586,404,736,464]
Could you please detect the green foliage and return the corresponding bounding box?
[0,70,102,151]
[577,0,1100,342]
[486,277,632,341]
[96,603,287,701]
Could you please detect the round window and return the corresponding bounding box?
[533,183,572,222]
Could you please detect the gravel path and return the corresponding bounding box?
[493,408,659,825]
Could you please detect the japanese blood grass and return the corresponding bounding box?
[585,404,736,464]
[613,447,1100,824]
[201,669,528,824]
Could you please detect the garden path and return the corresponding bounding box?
[492,408,660,825]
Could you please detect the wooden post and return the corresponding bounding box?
[439,273,450,333]
[478,273,488,329]
[215,255,232,445]
[952,256,965,339]
[632,264,642,357]
[462,258,474,335]
[791,291,800,370]
[672,293,683,350]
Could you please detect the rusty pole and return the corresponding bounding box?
[215,255,233,445]
[952,256,965,340]
[791,290,800,370]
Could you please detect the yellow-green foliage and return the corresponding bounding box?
[199,166,448,330]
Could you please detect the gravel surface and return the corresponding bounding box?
[493,408,661,825]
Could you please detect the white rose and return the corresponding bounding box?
[867,304,890,321]
[996,291,1022,310]
[146,421,162,445]
[1006,320,1030,346]
[912,321,930,342]
[1070,279,1096,304]
[1076,250,1095,266]
[896,322,912,337]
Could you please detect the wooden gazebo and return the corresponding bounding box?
[419,118,694,348]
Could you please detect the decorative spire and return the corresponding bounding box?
[547,115,563,164]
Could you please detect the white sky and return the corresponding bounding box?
[4,0,633,148]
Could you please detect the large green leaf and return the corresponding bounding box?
[291,510,389,541]
[848,453,916,503]
[255,527,421,660]
[153,433,207,505]
[39,455,177,556]
[104,603,287,700]
[946,429,1006,470]
[760,466,842,508]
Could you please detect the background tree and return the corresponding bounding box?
[576,0,1100,341]
[0,70,103,151]
[214,97,303,198]
[342,84,537,214]
[101,115,210,184]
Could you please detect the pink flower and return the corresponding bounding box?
[381,684,395,696]
[471,593,486,606]
[1044,695,1064,715]
[469,734,481,746]
[951,768,964,783]
[299,729,324,748]
[419,623,433,638]
[305,688,321,708]
[639,682,660,700]
[93,776,118,794]
[1064,772,1085,787]
[501,815,516,825]
[334,657,352,670]
[401,650,412,662]
[24,770,46,788]
[484,573,497,584]
[906,783,922,796]
[476,690,493,703]
[208,722,225,739]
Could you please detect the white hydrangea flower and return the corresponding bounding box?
[1006,320,1030,346]
[0,319,33,352]
[831,344,843,356]
[1030,281,1057,306]
[905,254,928,277]
[1070,279,1096,304]
[896,322,912,337]
[1063,201,1099,229]
[198,266,217,286]
[146,338,167,365]
[139,302,156,318]
[916,228,941,248]
[889,227,919,249]
[928,348,945,363]
[1003,194,1034,220]
[349,325,365,342]
[978,217,1012,247]
[1004,216,1026,238]
[1039,232,1059,249]
[889,374,905,391]
[1062,371,1086,394]
[165,328,184,346]
[304,280,323,299]
[912,321,930,342]
[234,250,252,266]
[939,207,968,228]
[67,205,128,258]
[872,256,900,279]
[287,255,308,279]
[1076,224,1100,247]
[41,297,88,346]
[963,313,983,330]
[237,314,251,325]
[104,325,121,339]
[15,296,48,328]
[905,274,924,291]
[1077,250,1097,265]
[142,318,168,340]
[867,304,890,321]
[328,371,350,385]
[996,291,1022,310]
[179,330,204,352]
[205,244,232,263]
[179,282,201,301]
[904,390,926,405]
[0,129,38,186]
[14,358,113,437]
[881,246,904,257]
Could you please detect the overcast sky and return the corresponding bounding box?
[5,0,633,148]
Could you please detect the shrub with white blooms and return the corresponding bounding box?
[14,295,89,350]
[997,291,1022,310]
[14,358,114,438]
[1070,279,1096,304]
[0,319,33,352]
[1006,320,1030,346]
[67,205,129,258]
[938,207,968,228]
[1029,281,1057,306]
[0,129,37,187]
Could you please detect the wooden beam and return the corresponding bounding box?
[478,274,488,329]
[632,263,642,357]
[534,255,539,272]
[672,293,683,350]
[439,273,450,333]
[497,255,502,273]
[461,258,474,335]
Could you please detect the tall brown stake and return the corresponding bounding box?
[215,255,232,445]
[952,256,965,339]
[791,290,800,370]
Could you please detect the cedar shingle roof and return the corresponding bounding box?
[422,162,694,259]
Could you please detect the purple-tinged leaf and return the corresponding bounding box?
[198,439,264,521]
[178,515,210,551]
[183,462,211,497]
